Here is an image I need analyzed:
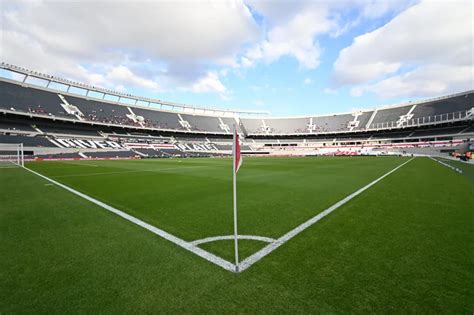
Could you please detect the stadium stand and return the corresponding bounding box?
[220,118,238,133]
[0,120,36,132]
[180,114,222,132]
[354,111,374,129]
[132,107,183,130]
[0,66,473,160]
[133,148,162,157]
[0,134,55,147]
[36,152,82,159]
[36,123,100,137]
[239,118,266,134]
[409,126,468,137]
[64,94,136,125]
[264,117,310,134]
[371,131,413,139]
[312,114,353,133]
[84,151,137,158]
[411,93,473,118]
[370,106,411,127]
[0,81,73,118]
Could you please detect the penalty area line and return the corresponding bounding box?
[22,166,236,273]
[238,157,415,272]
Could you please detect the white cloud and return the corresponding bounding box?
[241,0,409,70]
[241,3,334,69]
[360,0,416,19]
[115,85,127,93]
[333,0,473,97]
[254,100,265,106]
[240,0,416,69]
[190,72,226,94]
[0,0,259,91]
[323,88,338,94]
[350,87,364,97]
[106,66,160,91]
[304,78,313,85]
[355,64,474,98]
[220,92,233,102]
[330,0,416,38]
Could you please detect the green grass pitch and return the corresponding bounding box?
[1,156,473,312]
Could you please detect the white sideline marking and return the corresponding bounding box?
[429,157,463,174]
[22,166,237,273]
[238,157,415,272]
[191,235,275,246]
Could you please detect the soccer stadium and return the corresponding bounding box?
[1,1,473,313]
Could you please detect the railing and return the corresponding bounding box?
[368,110,470,130]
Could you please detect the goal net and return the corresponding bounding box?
[0,143,25,168]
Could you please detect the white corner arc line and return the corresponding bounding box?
[238,157,415,272]
[191,235,276,246]
[22,166,236,273]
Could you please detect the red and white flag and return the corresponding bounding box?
[234,127,242,174]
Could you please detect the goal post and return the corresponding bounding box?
[0,143,24,168]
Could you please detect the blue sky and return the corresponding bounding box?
[1,0,472,116]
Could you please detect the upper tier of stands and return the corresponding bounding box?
[411,93,473,117]
[0,81,74,119]
[371,106,410,125]
[264,117,309,134]
[1,79,472,136]
[180,114,224,133]
[353,111,374,130]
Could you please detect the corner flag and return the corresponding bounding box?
[233,125,242,272]
[234,127,242,174]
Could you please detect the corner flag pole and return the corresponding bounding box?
[233,125,240,272]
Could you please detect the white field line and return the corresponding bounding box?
[191,235,275,246]
[429,157,463,174]
[22,166,237,273]
[238,157,415,272]
[50,165,208,178]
